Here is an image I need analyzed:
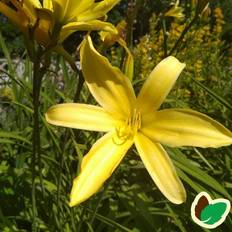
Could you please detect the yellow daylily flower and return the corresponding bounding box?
[0,0,119,46]
[39,0,120,46]
[0,0,41,35]
[45,36,232,206]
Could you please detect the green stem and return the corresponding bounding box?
[168,16,198,56]
[31,57,40,232]
[73,71,85,103]
[73,71,85,149]
[31,50,47,231]
[162,18,168,58]
[56,131,69,228]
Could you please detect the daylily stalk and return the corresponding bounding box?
[45,36,232,207]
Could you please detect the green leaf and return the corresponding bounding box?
[200,202,228,225]
[167,147,232,200]
[0,131,31,144]
[191,77,232,111]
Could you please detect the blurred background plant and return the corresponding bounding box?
[1,0,232,231]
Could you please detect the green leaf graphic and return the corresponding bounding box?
[200,202,228,225]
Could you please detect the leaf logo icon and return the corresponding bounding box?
[191,192,231,229]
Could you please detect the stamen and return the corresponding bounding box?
[113,109,141,145]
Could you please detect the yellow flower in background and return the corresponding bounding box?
[45,36,232,207]
[0,0,119,46]
[165,0,184,19]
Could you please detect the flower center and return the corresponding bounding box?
[113,109,141,145]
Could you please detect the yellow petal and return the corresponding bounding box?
[43,0,53,11]
[77,0,120,21]
[65,0,94,21]
[137,56,185,114]
[60,20,117,42]
[69,132,133,206]
[141,109,232,148]
[15,0,41,24]
[0,2,26,32]
[80,36,136,119]
[45,103,117,132]
[118,38,134,80]
[52,0,94,22]
[134,133,186,204]
[24,0,41,8]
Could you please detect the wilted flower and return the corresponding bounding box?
[99,20,134,79]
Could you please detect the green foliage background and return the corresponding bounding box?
[0,0,232,231]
